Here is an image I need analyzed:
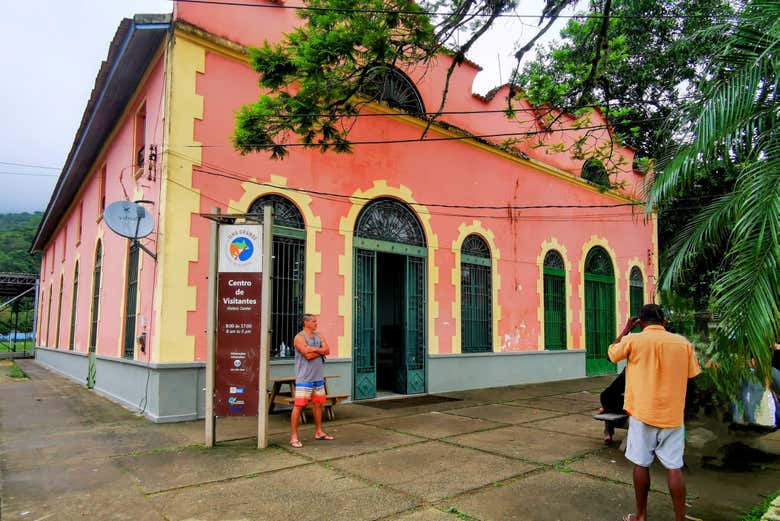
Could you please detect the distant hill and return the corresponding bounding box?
[0,213,42,274]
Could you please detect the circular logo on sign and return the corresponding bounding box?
[229,236,254,263]
[233,359,242,368]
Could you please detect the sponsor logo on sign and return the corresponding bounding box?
[228,397,245,405]
[229,386,245,394]
[229,406,244,413]
[226,230,257,266]
[233,359,242,368]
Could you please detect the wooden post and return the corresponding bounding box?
[205,208,220,447]
[257,205,273,449]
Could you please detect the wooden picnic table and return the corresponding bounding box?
[268,375,347,422]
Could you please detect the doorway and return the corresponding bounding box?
[376,252,404,394]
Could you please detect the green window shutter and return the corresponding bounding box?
[353,249,377,400]
[89,242,102,353]
[123,243,140,359]
[543,250,566,350]
[584,247,616,375]
[269,235,306,358]
[461,234,492,353]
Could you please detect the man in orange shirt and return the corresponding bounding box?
[608,304,701,521]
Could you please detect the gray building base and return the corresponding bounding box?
[35,347,585,422]
[428,349,586,392]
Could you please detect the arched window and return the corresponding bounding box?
[584,246,616,375]
[543,250,566,350]
[123,242,140,359]
[629,266,644,329]
[355,198,425,246]
[461,235,492,353]
[361,66,425,115]
[88,241,102,353]
[55,275,64,348]
[69,262,79,350]
[45,283,53,347]
[249,195,306,358]
[582,158,610,188]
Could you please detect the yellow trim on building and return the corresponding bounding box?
[228,174,323,314]
[450,222,502,354]
[536,239,574,351]
[651,211,660,301]
[153,34,205,362]
[578,236,620,350]
[337,181,440,357]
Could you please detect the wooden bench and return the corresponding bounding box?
[271,394,349,422]
[268,376,347,422]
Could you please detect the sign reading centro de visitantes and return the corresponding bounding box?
[215,225,262,417]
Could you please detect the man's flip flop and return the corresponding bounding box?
[290,440,303,448]
[622,515,637,521]
[314,434,334,441]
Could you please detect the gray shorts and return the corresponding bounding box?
[625,416,685,469]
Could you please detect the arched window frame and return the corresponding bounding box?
[88,241,102,353]
[69,262,79,351]
[123,242,140,359]
[361,65,426,116]
[629,266,644,329]
[583,245,617,375]
[355,198,426,255]
[249,195,306,358]
[460,234,492,353]
[582,158,610,188]
[55,274,64,349]
[543,250,567,350]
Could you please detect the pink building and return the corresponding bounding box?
[32,1,656,421]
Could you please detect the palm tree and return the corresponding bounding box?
[648,0,779,388]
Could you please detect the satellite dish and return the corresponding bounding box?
[104,201,155,239]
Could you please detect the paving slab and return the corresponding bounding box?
[148,463,416,521]
[268,422,422,461]
[566,450,672,493]
[555,390,603,406]
[506,395,597,414]
[446,425,603,465]
[446,404,562,425]
[523,412,609,440]
[442,467,675,521]
[384,506,461,520]
[366,411,503,439]
[2,460,163,521]
[330,440,539,502]
[115,445,309,493]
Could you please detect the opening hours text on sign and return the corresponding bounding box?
[215,225,263,417]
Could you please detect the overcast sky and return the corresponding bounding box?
[0,0,568,214]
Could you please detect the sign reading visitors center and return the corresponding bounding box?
[215,225,262,417]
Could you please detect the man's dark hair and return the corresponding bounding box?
[639,304,664,324]
[301,313,315,327]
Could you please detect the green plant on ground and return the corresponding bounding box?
[7,362,27,379]
[740,489,779,521]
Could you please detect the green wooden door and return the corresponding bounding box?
[397,255,426,394]
[584,247,616,375]
[353,249,377,400]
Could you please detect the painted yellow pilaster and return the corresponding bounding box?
[152,33,204,362]
[228,174,323,314]
[450,222,502,354]
[536,239,574,350]
[337,181,440,357]
[578,237,620,350]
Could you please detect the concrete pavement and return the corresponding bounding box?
[1,360,778,520]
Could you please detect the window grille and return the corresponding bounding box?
[543,250,566,350]
[461,235,492,353]
[89,241,102,353]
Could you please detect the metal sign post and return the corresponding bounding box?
[257,205,273,448]
[205,209,219,447]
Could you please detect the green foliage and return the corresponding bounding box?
[648,0,780,386]
[740,489,780,521]
[516,0,734,157]
[0,212,42,274]
[7,362,28,379]
[234,0,438,158]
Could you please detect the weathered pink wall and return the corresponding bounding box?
[38,56,166,360]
